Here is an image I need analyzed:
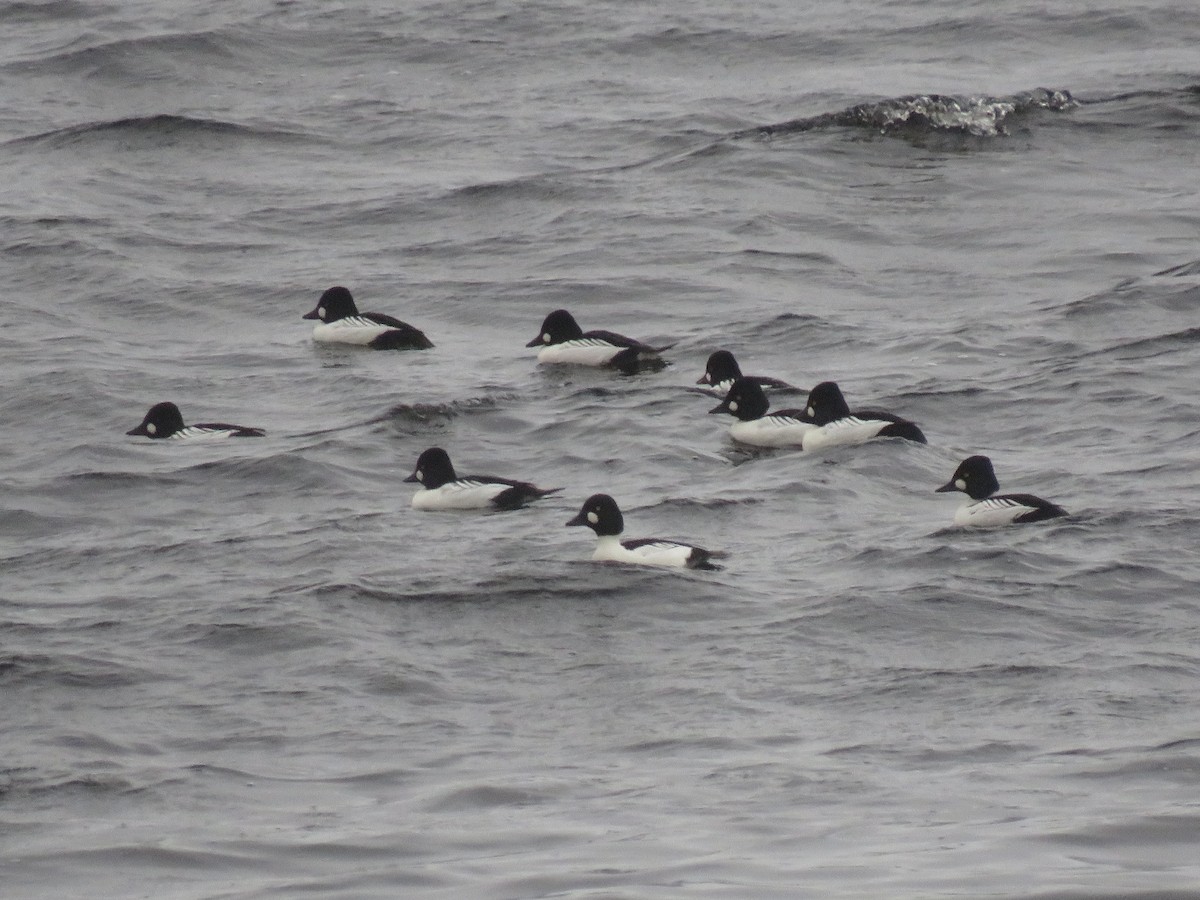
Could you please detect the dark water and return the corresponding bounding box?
[3,1,1200,897]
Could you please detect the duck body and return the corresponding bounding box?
[708,377,815,448]
[404,447,560,511]
[127,402,264,440]
[937,455,1067,526]
[303,286,433,350]
[800,381,926,450]
[565,493,725,570]
[527,309,671,371]
[696,350,800,398]
[590,534,712,568]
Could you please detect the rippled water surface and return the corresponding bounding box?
[3,1,1200,897]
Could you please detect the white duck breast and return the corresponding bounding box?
[801,417,892,451]
[729,415,815,448]
[592,535,697,568]
[536,338,626,366]
[410,480,514,510]
[311,317,396,345]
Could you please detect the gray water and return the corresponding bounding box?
[3,1,1200,897]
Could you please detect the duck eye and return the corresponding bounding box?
[955,478,966,491]
[728,400,738,412]
[587,511,599,524]
[147,423,157,435]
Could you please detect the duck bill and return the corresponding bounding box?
[126,425,148,436]
[302,307,320,320]
[934,480,957,493]
[565,512,588,527]
[524,336,543,348]
[696,374,711,385]
[402,473,419,483]
[708,402,729,415]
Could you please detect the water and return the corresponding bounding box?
[3,1,1200,897]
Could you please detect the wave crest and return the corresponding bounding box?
[739,87,1076,139]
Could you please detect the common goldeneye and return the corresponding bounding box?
[525,309,671,372]
[707,377,815,447]
[801,381,926,449]
[403,447,561,511]
[565,493,726,570]
[302,286,433,350]
[126,402,264,440]
[696,350,800,397]
[936,455,1067,526]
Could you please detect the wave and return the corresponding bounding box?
[0,650,149,689]
[289,563,713,606]
[4,113,310,150]
[4,27,242,76]
[735,87,1077,140]
[364,395,517,430]
[1091,326,1200,361]
[436,85,1082,195]
[1154,258,1200,277]
[0,0,93,25]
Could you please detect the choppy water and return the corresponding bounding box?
[3,1,1200,897]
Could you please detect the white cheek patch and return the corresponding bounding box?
[728,400,738,412]
[806,406,814,417]
[317,306,326,320]
[587,511,598,524]
[541,333,551,343]
[415,469,423,482]
[955,478,966,491]
[147,423,157,435]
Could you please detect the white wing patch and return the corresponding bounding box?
[341,316,386,329]
[411,480,509,510]
[537,339,622,366]
[955,497,1031,527]
[767,414,808,427]
[169,426,235,441]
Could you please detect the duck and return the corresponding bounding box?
[403,447,561,511]
[708,377,815,447]
[302,286,433,350]
[126,402,264,440]
[525,309,671,372]
[800,381,926,450]
[696,350,801,397]
[936,455,1067,526]
[565,493,726,570]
